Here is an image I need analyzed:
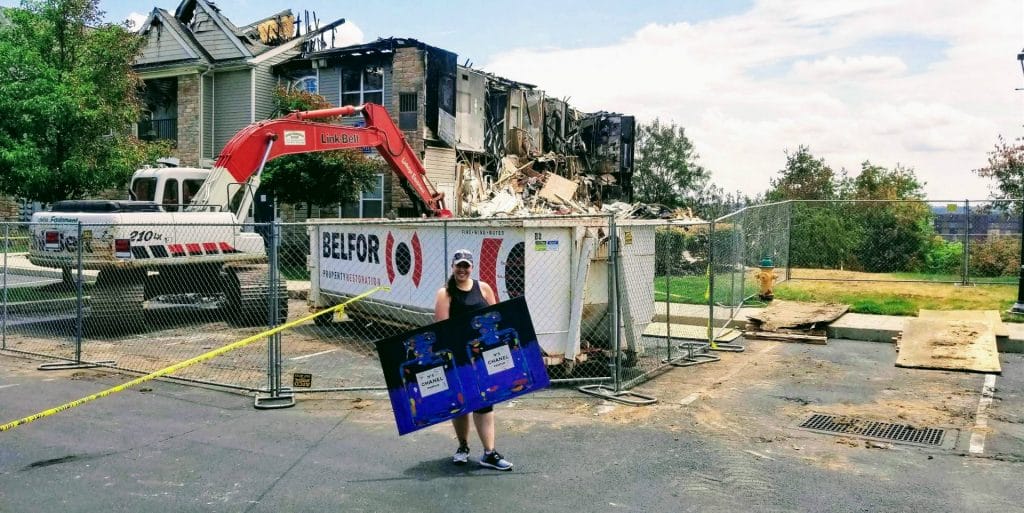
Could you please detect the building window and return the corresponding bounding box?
[340,174,384,218]
[292,75,318,93]
[399,92,417,130]
[342,65,383,106]
[361,174,384,217]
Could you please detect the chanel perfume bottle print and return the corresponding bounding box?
[466,311,532,402]
[400,331,466,426]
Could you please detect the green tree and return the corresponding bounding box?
[974,135,1024,204]
[767,145,839,201]
[846,161,933,272]
[260,86,380,218]
[633,119,710,208]
[766,146,860,268]
[0,0,160,203]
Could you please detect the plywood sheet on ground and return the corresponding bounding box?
[896,318,1001,374]
[746,300,850,332]
[642,323,741,342]
[918,309,1008,338]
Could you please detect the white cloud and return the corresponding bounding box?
[126,12,147,32]
[791,55,907,81]
[483,0,1023,201]
[331,21,364,47]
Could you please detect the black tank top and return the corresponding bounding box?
[449,280,489,318]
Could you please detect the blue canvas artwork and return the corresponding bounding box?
[375,296,550,435]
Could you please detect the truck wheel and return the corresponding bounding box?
[224,264,288,327]
[87,268,145,334]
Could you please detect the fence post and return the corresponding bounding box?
[664,227,672,363]
[707,219,715,345]
[785,201,793,281]
[255,221,295,409]
[2,223,7,350]
[1011,199,1024,313]
[75,222,84,362]
[609,214,621,393]
[962,200,970,286]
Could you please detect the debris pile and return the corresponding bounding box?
[455,154,704,221]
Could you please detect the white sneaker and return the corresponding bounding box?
[452,445,470,465]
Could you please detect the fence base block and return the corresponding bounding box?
[664,353,721,367]
[577,384,657,406]
[254,388,296,409]
[38,360,115,371]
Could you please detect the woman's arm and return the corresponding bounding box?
[434,288,450,322]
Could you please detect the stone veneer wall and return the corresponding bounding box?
[387,47,428,214]
[175,73,202,166]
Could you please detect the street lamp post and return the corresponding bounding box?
[1010,49,1024,314]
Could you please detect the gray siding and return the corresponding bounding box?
[190,5,246,61]
[203,74,215,160]
[136,24,193,65]
[253,64,276,121]
[319,67,340,107]
[213,69,252,156]
[384,67,393,113]
[253,49,302,121]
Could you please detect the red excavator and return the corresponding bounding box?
[189,102,451,220]
[29,103,450,330]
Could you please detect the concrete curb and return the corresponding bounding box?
[653,302,1024,354]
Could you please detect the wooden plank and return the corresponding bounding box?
[896,319,1001,374]
[918,309,1008,338]
[746,300,849,332]
[643,323,741,342]
[538,173,578,204]
[744,331,827,344]
[423,147,457,184]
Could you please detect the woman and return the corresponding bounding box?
[433,249,513,471]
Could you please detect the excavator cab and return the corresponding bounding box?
[129,167,210,212]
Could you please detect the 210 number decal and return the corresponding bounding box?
[129,230,163,242]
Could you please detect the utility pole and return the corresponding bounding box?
[1009,49,1024,315]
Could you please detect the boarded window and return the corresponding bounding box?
[399,92,417,130]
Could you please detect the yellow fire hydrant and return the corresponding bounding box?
[754,257,778,301]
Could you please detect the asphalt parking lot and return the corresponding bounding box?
[1,338,1022,513]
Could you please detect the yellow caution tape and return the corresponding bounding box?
[0,286,388,433]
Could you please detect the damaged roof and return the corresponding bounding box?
[136,0,334,70]
[301,36,445,59]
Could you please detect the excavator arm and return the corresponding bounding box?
[188,103,451,220]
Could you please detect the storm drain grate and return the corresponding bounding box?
[798,414,949,447]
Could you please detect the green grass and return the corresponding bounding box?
[280,264,310,281]
[653,274,757,305]
[652,272,1022,322]
[0,285,77,303]
[1,236,29,253]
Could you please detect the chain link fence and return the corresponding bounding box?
[2,215,649,398]
[786,199,1022,285]
[5,198,1016,405]
[1,221,285,391]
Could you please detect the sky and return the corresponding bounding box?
[6,0,1023,201]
